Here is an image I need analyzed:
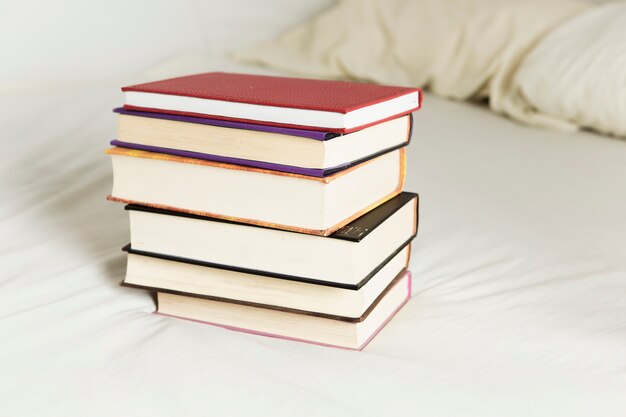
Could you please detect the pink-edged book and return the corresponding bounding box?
[155,270,412,350]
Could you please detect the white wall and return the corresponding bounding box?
[0,0,333,84]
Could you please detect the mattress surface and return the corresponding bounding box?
[1,57,625,417]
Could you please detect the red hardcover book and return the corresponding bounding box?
[122,72,421,133]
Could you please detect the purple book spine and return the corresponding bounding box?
[110,140,338,177]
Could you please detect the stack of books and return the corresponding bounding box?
[107,72,421,350]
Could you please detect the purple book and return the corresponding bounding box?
[112,108,412,177]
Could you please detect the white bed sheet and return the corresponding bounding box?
[1,55,625,417]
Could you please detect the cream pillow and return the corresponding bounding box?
[235,0,589,124]
[512,2,626,137]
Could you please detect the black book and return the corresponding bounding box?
[123,192,417,318]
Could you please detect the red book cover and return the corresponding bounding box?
[122,72,421,133]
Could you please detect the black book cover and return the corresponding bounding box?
[123,192,418,290]
[125,192,418,242]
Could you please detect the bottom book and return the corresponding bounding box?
[157,270,412,350]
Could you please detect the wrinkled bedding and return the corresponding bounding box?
[1,55,626,417]
[236,0,626,138]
